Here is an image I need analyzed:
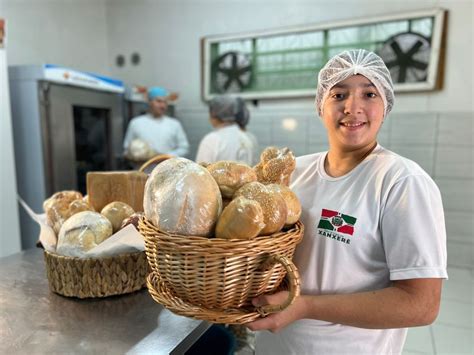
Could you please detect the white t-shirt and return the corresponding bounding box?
[195,124,255,165]
[123,114,189,157]
[256,144,447,355]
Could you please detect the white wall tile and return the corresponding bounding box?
[307,117,328,146]
[442,270,473,304]
[447,241,474,269]
[435,178,474,213]
[390,113,438,145]
[432,324,473,354]
[403,326,434,354]
[435,145,474,179]
[445,212,474,244]
[435,299,473,329]
[438,112,474,146]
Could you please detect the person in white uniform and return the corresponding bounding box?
[234,97,260,165]
[195,95,255,165]
[246,49,447,355]
[123,86,189,158]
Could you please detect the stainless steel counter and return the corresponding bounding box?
[0,249,210,354]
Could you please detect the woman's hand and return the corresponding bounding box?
[245,291,307,332]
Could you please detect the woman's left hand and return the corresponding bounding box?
[245,291,307,332]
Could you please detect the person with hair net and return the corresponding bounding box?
[246,49,447,354]
[123,87,189,161]
[195,95,255,165]
[234,97,260,165]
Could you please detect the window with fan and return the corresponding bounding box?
[201,8,447,101]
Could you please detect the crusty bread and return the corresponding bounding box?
[234,181,287,235]
[144,157,222,237]
[101,201,135,233]
[266,184,301,226]
[207,161,257,199]
[69,199,94,215]
[56,211,113,257]
[43,191,84,234]
[254,147,296,186]
[215,196,265,239]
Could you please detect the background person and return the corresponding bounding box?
[195,95,255,165]
[123,86,189,162]
[246,49,447,355]
[234,97,260,165]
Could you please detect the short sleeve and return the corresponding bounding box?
[381,174,448,280]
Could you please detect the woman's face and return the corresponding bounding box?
[322,75,384,152]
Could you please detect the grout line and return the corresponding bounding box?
[428,325,437,355]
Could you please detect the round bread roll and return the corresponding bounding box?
[215,196,265,239]
[101,201,135,233]
[234,181,287,235]
[254,146,296,186]
[69,199,94,215]
[144,157,222,237]
[56,211,113,257]
[43,190,83,234]
[266,184,301,225]
[207,161,257,199]
[43,190,83,212]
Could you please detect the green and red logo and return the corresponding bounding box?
[317,209,357,235]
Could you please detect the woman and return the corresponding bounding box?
[246,49,447,354]
[195,95,255,165]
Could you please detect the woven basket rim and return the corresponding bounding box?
[43,249,145,261]
[139,217,304,248]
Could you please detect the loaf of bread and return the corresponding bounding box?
[101,201,135,233]
[127,138,156,161]
[56,211,113,257]
[43,191,84,234]
[254,147,296,186]
[69,199,94,215]
[234,181,287,235]
[207,161,257,199]
[266,184,301,226]
[87,171,148,212]
[144,157,222,236]
[215,196,265,239]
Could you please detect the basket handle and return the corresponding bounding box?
[138,154,173,173]
[256,254,301,317]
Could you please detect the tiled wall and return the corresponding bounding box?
[179,108,473,269]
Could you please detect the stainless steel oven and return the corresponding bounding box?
[9,64,125,249]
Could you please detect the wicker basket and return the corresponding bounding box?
[43,250,148,298]
[139,217,304,324]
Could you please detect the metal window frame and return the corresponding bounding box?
[201,8,447,101]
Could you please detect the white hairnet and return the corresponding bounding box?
[209,95,241,122]
[315,49,394,118]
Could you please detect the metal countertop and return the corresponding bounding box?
[0,248,210,354]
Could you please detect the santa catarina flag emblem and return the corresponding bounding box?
[317,209,357,236]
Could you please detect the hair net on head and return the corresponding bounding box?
[315,49,394,118]
[235,98,250,128]
[148,87,169,100]
[209,95,240,122]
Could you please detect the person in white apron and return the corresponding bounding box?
[246,49,448,355]
[196,95,255,165]
[123,87,189,159]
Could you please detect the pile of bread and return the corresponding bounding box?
[144,146,301,240]
[43,171,148,257]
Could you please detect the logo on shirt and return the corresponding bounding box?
[316,209,357,244]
